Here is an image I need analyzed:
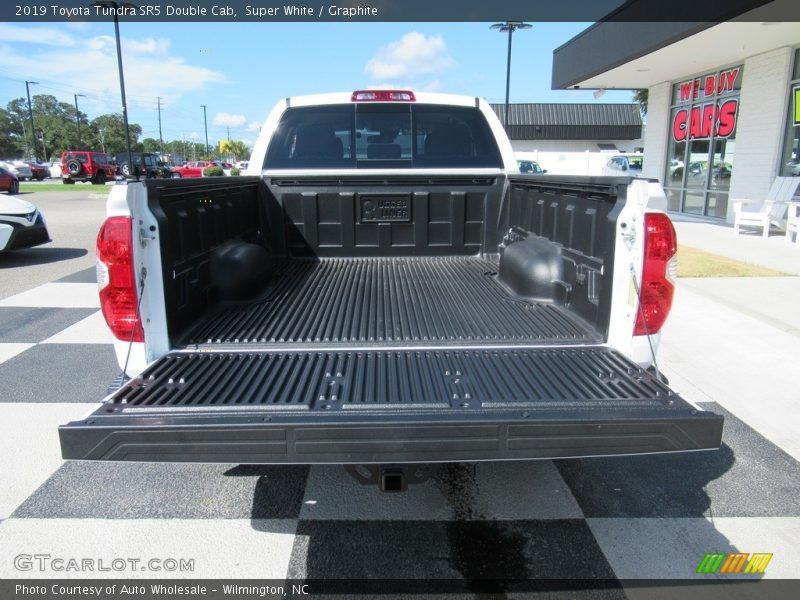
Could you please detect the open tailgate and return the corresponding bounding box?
[60,347,723,463]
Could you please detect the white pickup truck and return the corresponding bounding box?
[60,90,722,489]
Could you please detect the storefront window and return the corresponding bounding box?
[683,192,705,215]
[779,49,800,185]
[663,65,743,218]
[665,188,682,212]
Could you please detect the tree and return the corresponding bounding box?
[6,95,87,161]
[88,113,143,157]
[142,137,161,153]
[219,139,250,161]
[3,95,143,161]
[633,89,648,118]
[0,107,24,157]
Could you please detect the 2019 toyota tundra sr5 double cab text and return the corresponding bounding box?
[59,90,723,486]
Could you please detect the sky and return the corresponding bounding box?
[0,21,636,148]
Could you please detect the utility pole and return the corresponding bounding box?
[94,1,136,176]
[227,125,230,141]
[201,104,209,156]
[157,96,164,156]
[112,7,133,177]
[74,93,85,149]
[25,81,39,161]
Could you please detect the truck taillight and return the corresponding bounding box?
[96,216,143,342]
[634,212,677,336]
[351,90,416,102]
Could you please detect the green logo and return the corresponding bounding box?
[696,552,772,574]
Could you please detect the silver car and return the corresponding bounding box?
[0,160,33,181]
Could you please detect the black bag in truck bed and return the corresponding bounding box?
[59,176,723,463]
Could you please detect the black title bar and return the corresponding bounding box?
[2,0,794,22]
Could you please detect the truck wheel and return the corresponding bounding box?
[67,160,83,176]
[62,178,75,185]
[8,180,19,194]
[172,172,182,178]
[120,162,132,177]
[93,172,106,185]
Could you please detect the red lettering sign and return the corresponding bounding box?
[704,75,716,97]
[676,68,740,104]
[717,99,738,138]
[671,99,738,142]
[680,82,693,101]
[673,109,688,141]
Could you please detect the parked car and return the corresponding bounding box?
[0,182,51,252]
[668,158,684,178]
[0,165,20,195]
[602,154,644,177]
[0,160,33,181]
[672,160,732,184]
[156,160,174,178]
[517,159,546,174]
[25,161,48,181]
[114,152,171,179]
[61,151,117,185]
[170,160,219,178]
[235,160,249,171]
[48,161,62,178]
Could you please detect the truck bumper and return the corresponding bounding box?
[60,407,723,464]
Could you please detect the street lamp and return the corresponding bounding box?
[490,21,532,133]
[74,93,86,149]
[24,81,39,161]
[92,1,137,178]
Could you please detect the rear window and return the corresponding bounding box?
[264,104,502,169]
[63,152,89,164]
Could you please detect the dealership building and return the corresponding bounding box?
[552,2,800,222]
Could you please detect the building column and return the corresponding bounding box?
[642,82,671,181]
[727,46,793,222]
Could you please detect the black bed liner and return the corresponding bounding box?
[185,257,600,346]
[59,347,724,462]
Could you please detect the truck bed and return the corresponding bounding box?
[59,176,724,464]
[183,256,600,347]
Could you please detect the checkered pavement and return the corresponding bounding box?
[1,266,800,584]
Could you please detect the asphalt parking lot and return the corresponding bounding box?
[1,189,799,590]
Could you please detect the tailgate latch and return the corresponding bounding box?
[139,227,156,247]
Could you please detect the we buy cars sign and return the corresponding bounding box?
[672,68,740,142]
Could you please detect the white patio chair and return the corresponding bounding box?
[786,201,800,245]
[732,177,800,238]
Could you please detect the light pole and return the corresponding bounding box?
[24,81,39,161]
[490,21,531,133]
[201,105,209,156]
[93,1,137,177]
[157,96,164,156]
[74,93,86,149]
